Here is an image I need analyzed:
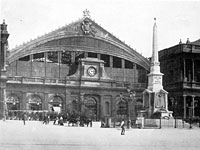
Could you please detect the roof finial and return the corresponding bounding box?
[83,9,90,18]
[179,39,182,44]
[186,38,190,44]
[154,18,156,24]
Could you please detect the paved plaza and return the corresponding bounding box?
[0,120,200,150]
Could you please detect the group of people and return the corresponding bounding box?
[53,116,64,125]
[43,115,50,124]
[21,113,126,136]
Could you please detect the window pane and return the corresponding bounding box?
[19,55,30,61]
[33,53,44,62]
[61,51,71,64]
[47,52,58,63]
[125,60,133,69]
[101,54,110,67]
[88,52,97,58]
[113,56,122,68]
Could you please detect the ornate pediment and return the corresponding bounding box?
[8,11,150,71]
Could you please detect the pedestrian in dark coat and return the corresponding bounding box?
[22,114,26,125]
[121,120,125,135]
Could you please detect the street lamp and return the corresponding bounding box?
[126,86,136,129]
[79,93,84,118]
[120,86,136,129]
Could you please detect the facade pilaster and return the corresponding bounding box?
[192,59,195,82]
[192,95,195,117]
[44,52,47,78]
[30,54,33,77]
[65,89,71,111]
[183,59,186,81]
[44,93,49,111]
[58,51,61,78]
[133,64,137,83]
[183,95,186,119]
[22,92,27,110]
[97,53,101,60]
[110,56,113,78]
[98,95,102,121]
[122,59,125,82]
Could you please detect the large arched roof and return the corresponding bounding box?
[8,17,150,70]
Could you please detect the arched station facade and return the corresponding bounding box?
[5,13,150,121]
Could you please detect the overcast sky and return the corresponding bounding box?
[1,0,200,57]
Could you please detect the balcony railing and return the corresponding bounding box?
[165,81,200,89]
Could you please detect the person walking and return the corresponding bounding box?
[22,113,26,125]
[121,120,125,135]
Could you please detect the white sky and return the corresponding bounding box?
[1,0,200,57]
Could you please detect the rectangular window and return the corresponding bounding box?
[88,52,97,58]
[100,54,110,67]
[61,51,71,64]
[19,55,30,61]
[33,53,44,62]
[47,52,58,63]
[113,56,122,68]
[125,60,133,69]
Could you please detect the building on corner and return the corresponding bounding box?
[159,38,200,119]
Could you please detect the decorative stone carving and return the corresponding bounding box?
[81,19,97,36]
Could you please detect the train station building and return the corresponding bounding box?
[1,11,150,122]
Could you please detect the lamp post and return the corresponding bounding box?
[126,86,136,129]
[120,86,136,129]
[79,93,84,121]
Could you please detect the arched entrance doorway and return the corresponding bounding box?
[26,95,42,120]
[6,94,20,119]
[49,95,63,114]
[116,99,128,121]
[27,95,42,111]
[84,97,97,121]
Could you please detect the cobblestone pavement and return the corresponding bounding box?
[0,120,200,150]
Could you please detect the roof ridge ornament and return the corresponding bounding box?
[83,9,91,18]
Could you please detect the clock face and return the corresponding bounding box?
[87,66,97,77]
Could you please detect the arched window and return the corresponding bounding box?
[28,95,42,111]
[49,95,63,113]
[105,101,110,115]
[84,97,97,121]
[49,96,62,106]
[6,95,20,110]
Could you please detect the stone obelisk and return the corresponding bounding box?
[148,18,164,92]
[143,18,169,118]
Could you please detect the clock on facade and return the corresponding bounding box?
[87,66,97,77]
